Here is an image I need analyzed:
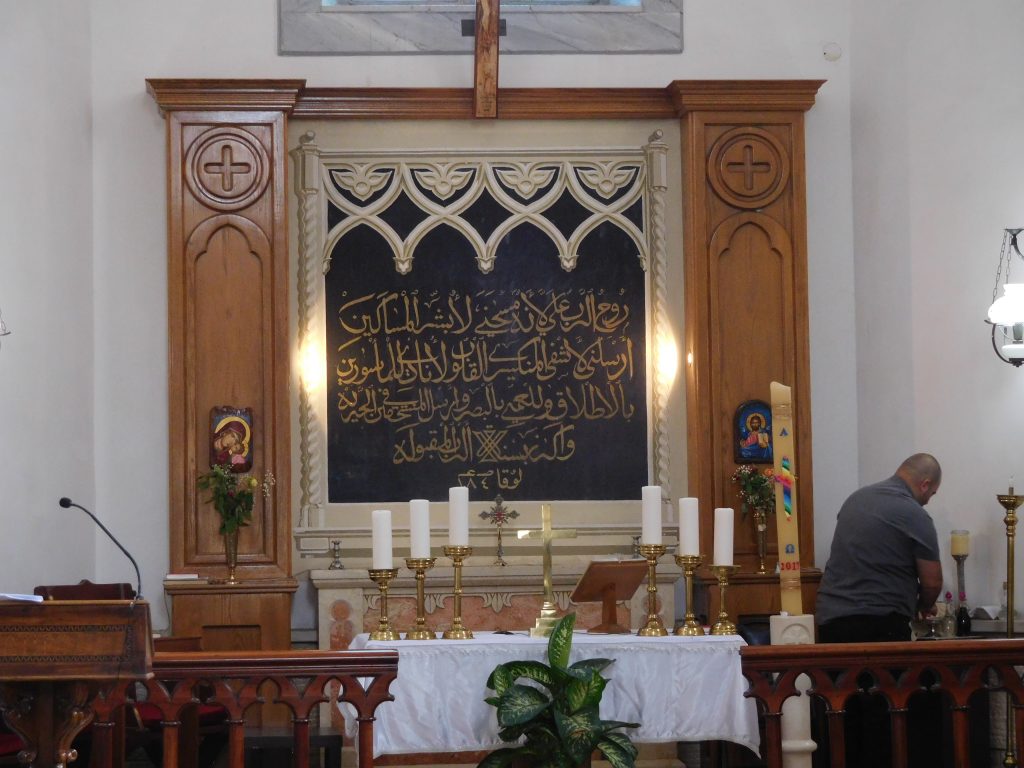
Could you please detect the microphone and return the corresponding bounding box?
[59,497,143,600]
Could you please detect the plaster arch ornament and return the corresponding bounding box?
[293,131,672,522]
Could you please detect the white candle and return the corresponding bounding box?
[371,509,393,570]
[641,485,662,545]
[713,507,734,566]
[410,499,431,558]
[678,497,700,555]
[950,529,970,557]
[449,486,469,546]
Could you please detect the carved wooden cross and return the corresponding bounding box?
[518,504,577,616]
[473,0,500,118]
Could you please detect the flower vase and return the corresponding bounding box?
[754,509,769,575]
[224,529,240,584]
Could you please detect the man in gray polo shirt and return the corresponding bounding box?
[816,453,943,642]
[815,454,944,768]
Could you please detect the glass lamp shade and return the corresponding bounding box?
[987,283,1024,326]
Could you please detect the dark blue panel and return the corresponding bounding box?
[325,208,648,505]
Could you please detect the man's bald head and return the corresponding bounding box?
[896,453,942,505]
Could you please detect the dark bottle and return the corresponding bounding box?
[956,591,972,637]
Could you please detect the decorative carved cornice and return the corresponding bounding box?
[146,79,305,113]
[146,79,824,119]
[667,80,825,114]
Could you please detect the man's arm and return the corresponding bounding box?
[916,558,943,616]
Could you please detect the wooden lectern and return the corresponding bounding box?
[570,560,648,634]
[0,600,152,767]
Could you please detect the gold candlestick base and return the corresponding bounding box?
[710,564,740,635]
[637,543,668,636]
[368,568,401,641]
[404,557,437,640]
[443,545,474,639]
[674,553,705,636]
[529,603,561,638]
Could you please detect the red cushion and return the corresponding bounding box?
[0,732,24,757]
[137,702,228,729]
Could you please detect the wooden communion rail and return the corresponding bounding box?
[741,638,1024,768]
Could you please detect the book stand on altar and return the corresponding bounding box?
[570,559,648,634]
[0,600,152,768]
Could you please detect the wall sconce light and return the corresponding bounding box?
[0,304,9,349]
[987,228,1024,366]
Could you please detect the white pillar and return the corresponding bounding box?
[769,614,817,768]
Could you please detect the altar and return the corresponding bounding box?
[311,558,681,652]
[342,631,760,759]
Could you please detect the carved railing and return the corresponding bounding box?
[741,638,1024,768]
[3,649,398,768]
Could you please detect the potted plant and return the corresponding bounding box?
[196,464,274,583]
[731,464,776,574]
[478,613,639,768]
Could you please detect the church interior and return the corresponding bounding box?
[3,2,1024,767]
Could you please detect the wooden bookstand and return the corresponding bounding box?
[0,600,152,768]
[570,560,648,634]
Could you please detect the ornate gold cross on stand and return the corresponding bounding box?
[518,504,577,637]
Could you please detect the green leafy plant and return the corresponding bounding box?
[478,613,639,768]
[731,464,776,519]
[196,464,274,534]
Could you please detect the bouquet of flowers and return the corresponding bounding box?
[197,464,274,534]
[731,464,776,519]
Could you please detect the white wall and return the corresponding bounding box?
[850,0,1024,608]
[0,4,98,593]
[4,0,861,628]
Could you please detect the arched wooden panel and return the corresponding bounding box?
[149,82,303,648]
[674,86,819,589]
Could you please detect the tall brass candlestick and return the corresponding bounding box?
[998,489,1023,638]
[710,564,741,636]
[404,557,437,640]
[674,553,704,636]
[998,488,1023,767]
[638,543,668,636]
[368,568,400,641]
[443,545,474,639]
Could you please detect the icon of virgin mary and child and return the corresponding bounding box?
[210,407,253,472]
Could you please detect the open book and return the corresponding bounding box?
[971,605,1002,620]
[0,593,44,603]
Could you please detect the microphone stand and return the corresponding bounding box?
[59,497,143,600]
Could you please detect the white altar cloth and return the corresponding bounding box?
[345,631,760,758]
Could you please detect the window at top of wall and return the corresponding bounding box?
[322,0,641,6]
[279,0,681,55]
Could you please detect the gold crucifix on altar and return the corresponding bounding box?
[518,504,577,637]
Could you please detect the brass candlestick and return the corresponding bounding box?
[404,557,437,640]
[999,489,1023,638]
[638,543,668,636]
[368,568,401,641]
[674,553,705,636]
[443,545,474,639]
[998,488,1023,767]
[710,564,741,636]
